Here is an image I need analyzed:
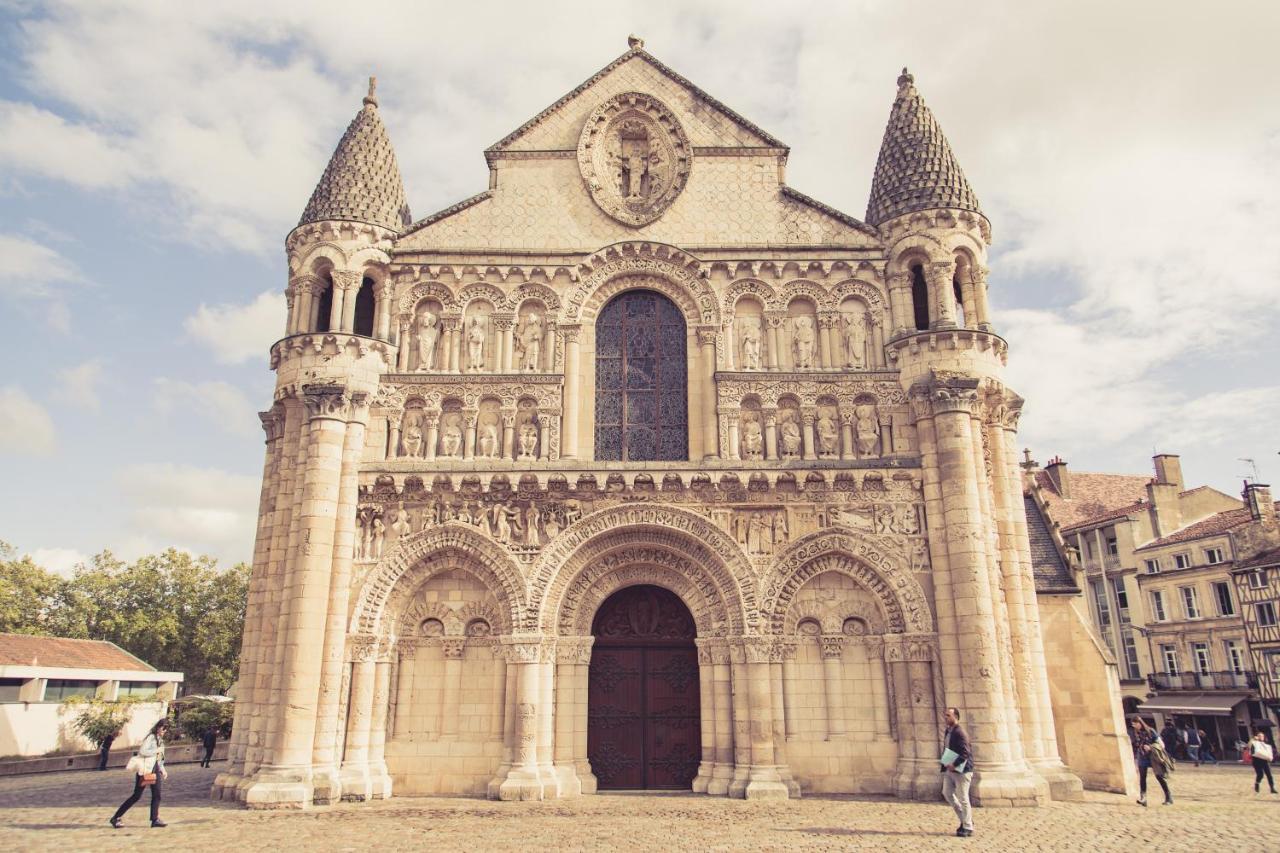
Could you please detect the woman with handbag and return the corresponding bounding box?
[1248,731,1277,794]
[1129,717,1172,806]
[109,718,170,828]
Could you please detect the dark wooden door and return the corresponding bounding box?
[588,585,700,789]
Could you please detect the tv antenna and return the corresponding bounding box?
[1239,457,1259,483]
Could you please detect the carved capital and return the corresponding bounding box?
[819,635,846,659]
[331,269,363,291]
[348,634,379,663]
[560,324,582,344]
[887,272,910,290]
[817,313,838,330]
[556,637,594,664]
[927,260,956,284]
[500,635,546,664]
[302,383,349,421]
[695,325,718,347]
[259,410,283,442]
[741,636,773,663]
[442,638,466,659]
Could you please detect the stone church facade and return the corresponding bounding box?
[214,39,1129,809]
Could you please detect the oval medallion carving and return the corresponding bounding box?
[577,92,692,227]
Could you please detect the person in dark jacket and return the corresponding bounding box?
[200,727,217,768]
[941,706,974,837]
[1160,721,1181,760]
[97,732,116,771]
[1131,717,1172,806]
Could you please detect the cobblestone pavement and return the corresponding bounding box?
[1,761,1276,852]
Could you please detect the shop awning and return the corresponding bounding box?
[1136,693,1249,716]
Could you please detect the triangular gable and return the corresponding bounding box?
[486,48,787,158]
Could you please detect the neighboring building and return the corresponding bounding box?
[217,38,1130,810]
[1230,484,1280,734]
[0,634,183,758]
[1027,453,1239,717]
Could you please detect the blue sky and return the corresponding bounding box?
[2,0,1278,572]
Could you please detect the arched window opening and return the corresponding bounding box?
[354,276,376,337]
[952,275,966,328]
[594,289,688,462]
[910,264,930,331]
[315,274,334,333]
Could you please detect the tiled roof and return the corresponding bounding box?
[1025,496,1078,593]
[866,69,983,226]
[0,634,155,671]
[1135,505,1279,551]
[1236,546,1280,570]
[1033,469,1151,531]
[299,80,411,232]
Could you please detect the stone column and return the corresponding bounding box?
[697,326,719,459]
[820,635,846,739]
[368,656,393,798]
[974,265,993,330]
[693,640,715,793]
[870,316,886,367]
[780,640,798,739]
[487,644,517,799]
[501,412,516,461]
[928,260,958,330]
[387,412,403,459]
[490,643,507,737]
[724,410,741,461]
[440,639,465,738]
[445,318,461,373]
[536,642,558,797]
[554,638,591,797]
[765,314,784,369]
[542,322,556,373]
[288,284,304,335]
[727,641,751,798]
[463,412,477,460]
[743,637,788,799]
[373,280,392,340]
[771,640,801,797]
[423,413,439,462]
[887,273,910,337]
[707,640,734,796]
[560,325,582,459]
[393,640,417,738]
[801,409,817,461]
[311,391,369,803]
[839,411,856,461]
[243,383,351,808]
[539,417,552,461]
[492,316,512,372]
[763,411,778,461]
[396,319,411,370]
[339,647,376,800]
[818,314,836,368]
[570,639,596,795]
[496,636,545,801]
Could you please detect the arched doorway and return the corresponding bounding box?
[593,289,688,461]
[587,584,700,789]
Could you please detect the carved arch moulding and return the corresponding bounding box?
[568,243,719,326]
[397,282,460,320]
[761,528,934,635]
[349,524,527,637]
[528,503,757,633]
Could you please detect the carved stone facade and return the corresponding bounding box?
[215,40,1125,812]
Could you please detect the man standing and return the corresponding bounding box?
[200,727,218,768]
[941,706,974,838]
[1185,723,1201,766]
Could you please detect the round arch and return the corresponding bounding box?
[762,528,934,635]
[349,523,527,636]
[567,244,720,327]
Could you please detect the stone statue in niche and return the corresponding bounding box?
[370,515,385,559]
[910,538,931,572]
[854,404,880,457]
[816,411,839,458]
[842,313,866,368]
[780,414,802,458]
[416,310,440,371]
[747,512,771,555]
[525,503,542,545]
[613,120,663,202]
[390,503,412,539]
[792,316,816,369]
[466,316,487,371]
[400,415,423,458]
[518,421,539,459]
[738,316,763,369]
[440,414,463,458]
[517,311,542,372]
[741,414,763,459]
[478,415,500,459]
[892,503,920,535]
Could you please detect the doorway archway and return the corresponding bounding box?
[587,584,701,789]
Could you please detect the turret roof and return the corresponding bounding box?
[866,69,983,227]
[299,78,411,232]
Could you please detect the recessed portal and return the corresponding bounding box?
[587,584,700,790]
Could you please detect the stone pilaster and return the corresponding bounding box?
[496,636,548,801]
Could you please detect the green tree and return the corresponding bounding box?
[64,694,144,748]
[0,540,64,634]
[173,697,235,741]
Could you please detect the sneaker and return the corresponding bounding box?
[958,828,974,837]
[1137,797,1147,807]
[1163,798,1173,806]
[151,820,167,828]
[109,817,122,829]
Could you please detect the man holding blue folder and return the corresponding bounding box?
[941,706,974,837]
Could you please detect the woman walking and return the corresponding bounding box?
[1130,717,1173,806]
[109,719,169,828]
[1249,731,1276,794]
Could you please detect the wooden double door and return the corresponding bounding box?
[587,585,701,790]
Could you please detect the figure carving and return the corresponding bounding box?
[855,404,880,457]
[525,503,542,545]
[416,310,440,371]
[478,416,500,459]
[466,316,487,371]
[493,500,522,544]
[842,313,866,368]
[780,414,802,458]
[518,421,539,460]
[440,415,463,458]
[738,316,763,369]
[816,411,839,458]
[910,539,931,572]
[390,503,412,539]
[516,312,543,371]
[370,515,385,559]
[792,315,816,369]
[741,415,763,459]
[400,416,423,458]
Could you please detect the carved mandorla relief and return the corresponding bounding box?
[578,92,692,227]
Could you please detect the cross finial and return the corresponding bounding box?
[363,76,379,108]
[897,67,914,91]
[627,34,644,50]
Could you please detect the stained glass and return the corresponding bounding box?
[594,289,687,461]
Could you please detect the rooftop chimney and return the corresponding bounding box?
[1153,454,1184,491]
[1244,481,1275,522]
[1045,456,1070,498]
[1146,476,1182,538]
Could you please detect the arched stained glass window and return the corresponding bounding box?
[594,290,688,461]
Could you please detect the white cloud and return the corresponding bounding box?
[184,290,285,365]
[116,462,259,563]
[29,546,88,577]
[53,359,104,412]
[0,385,56,456]
[152,378,257,437]
[0,232,82,331]
[0,100,137,189]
